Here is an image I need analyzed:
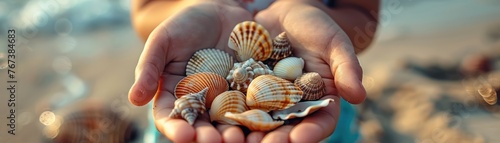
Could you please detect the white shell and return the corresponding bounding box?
[224,109,284,131]
[228,21,273,62]
[271,98,334,120]
[226,58,273,92]
[169,88,207,125]
[209,91,248,125]
[246,75,303,111]
[273,57,304,80]
[186,48,234,77]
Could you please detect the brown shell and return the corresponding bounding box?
[224,109,284,131]
[295,72,326,101]
[263,32,293,67]
[209,91,249,125]
[186,48,234,77]
[246,75,303,111]
[228,21,273,62]
[169,88,207,125]
[175,72,229,108]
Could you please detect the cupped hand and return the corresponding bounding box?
[250,1,367,142]
[128,1,253,142]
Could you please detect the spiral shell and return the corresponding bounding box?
[175,72,229,108]
[209,91,248,125]
[271,98,334,120]
[186,48,234,77]
[228,21,273,62]
[246,75,303,111]
[227,58,273,92]
[169,88,207,125]
[224,109,284,131]
[295,72,326,101]
[273,57,304,81]
[264,32,293,67]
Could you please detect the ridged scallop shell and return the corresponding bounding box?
[271,98,334,120]
[224,109,284,131]
[263,32,293,67]
[175,72,229,108]
[227,58,273,92]
[209,91,248,125]
[228,21,273,62]
[186,48,234,77]
[295,72,326,101]
[246,75,303,111]
[273,57,304,81]
[169,88,207,125]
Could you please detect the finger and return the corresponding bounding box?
[247,131,265,143]
[216,124,245,143]
[261,125,294,143]
[290,95,340,142]
[194,114,222,143]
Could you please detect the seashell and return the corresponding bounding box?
[246,75,303,111]
[186,48,234,77]
[209,91,248,125]
[295,72,326,101]
[228,21,273,62]
[263,32,293,67]
[169,88,207,125]
[273,57,304,81]
[227,58,273,92]
[270,98,334,120]
[175,72,229,108]
[477,81,497,105]
[224,109,284,131]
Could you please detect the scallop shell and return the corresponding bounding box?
[227,58,273,92]
[270,98,334,120]
[169,88,207,125]
[186,48,234,77]
[295,72,326,101]
[273,57,304,81]
[175,72,229,108]
[263,32,293,67]
[246,75,303,111]
[228,21,273,62]
[209,91,248,125]
[224,109,284,131]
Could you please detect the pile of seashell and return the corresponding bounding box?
[168,21,334,131]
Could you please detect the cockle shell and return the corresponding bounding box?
[264,32,293,67]
[227,58,273,92]
[246,75,303,111]
[270,98,334,120]
[273,57,304,81]
[209,91,248,125]
[295,72,326,101]
[228,21,273,62]
[224,109,284,131]
[169,88,207,125]
[186,48,234,77]
[175,72,229,108]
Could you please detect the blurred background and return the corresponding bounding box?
[0,0,499,142]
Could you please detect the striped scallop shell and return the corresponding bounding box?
[264,32,293,67]
[209,91,249,125]
[186,48,234,77]
[246,75,303,111]
[175,72,229,108]
[224,109,284,131]
[295,72,326,101]
[273,57,304,81]
[227,58,273,93]
[169,88,207,125]
[228,21,273,62]
[271,98,334,120]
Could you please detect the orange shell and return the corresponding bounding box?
[175,72,229,108]
[209,91,248,125]
[228,21,273,62]
[246,75,303,111]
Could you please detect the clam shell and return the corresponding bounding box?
[224,109,284,131]
[169,88,207,125]
[263,32,293,67]
[295,72,326,101]
[477,82,497,105]
[246,75,303,111]
[175,72,229,108]
[227,58,273,92]
[209,91,248,125]
[270,98,334,120]
[273,57,304,81]
[228,21,273,62]
[186,48,234,77]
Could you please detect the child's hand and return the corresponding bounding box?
[128,1,252,142]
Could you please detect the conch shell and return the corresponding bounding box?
[186,48,234,77]
[169,88,207,125]
[209,91,248,125]
[246,75,303,111]
[270,98,334,120]
[175,72,229,108]
[264,32,293,67]
[273,57,304,81]
[226,58,273,92]
[228,21,273,62]
[224,109,284,131]
[295,72,326,101]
